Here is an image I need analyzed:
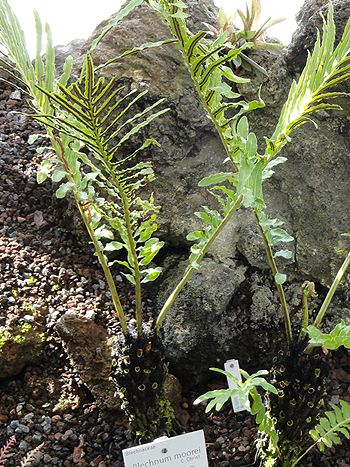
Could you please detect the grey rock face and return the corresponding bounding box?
[157,258,247,382]
[57,0,350,381]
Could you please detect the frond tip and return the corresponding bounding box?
[266,3,350,159]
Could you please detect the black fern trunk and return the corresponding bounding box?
[111,325,175,443]
[260,339,330,465]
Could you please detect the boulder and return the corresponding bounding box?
[0,318,45,380]
[55,313,121,411]
[54,0,350,381]
[157,257,248,383]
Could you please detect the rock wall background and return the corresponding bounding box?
[56,0,350,383]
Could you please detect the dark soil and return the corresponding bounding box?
[0,84,349,467]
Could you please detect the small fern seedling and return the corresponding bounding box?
[20,442,45,467]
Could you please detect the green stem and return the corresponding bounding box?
[290,442,315,467]
[300,282,309,338]
[78,204,128,335]
[313,251,350,328]
[120,193,143,337]
[156,194,242,332]
[255,212,293,344]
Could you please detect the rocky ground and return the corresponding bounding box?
[0,83,349,467]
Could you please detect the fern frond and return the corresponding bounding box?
[150,0,293,342]
[0,0,72,113]
[150,0,267,214]
[0,435,16,464]
[194,368,276,411]
[311,400,350,451]
[194,367,279,454]
[306,320,350,350]
[291,400,350,466]
[20,442,45,467]
[266,3,350,159]
[33,54,168,336]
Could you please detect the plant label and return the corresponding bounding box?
[122,430,209,467]
[224,359,250,413]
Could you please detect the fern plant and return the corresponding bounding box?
[0,0,247,443]
[148,0,350,464]
[293,400,350,466]
[0,0,172,441]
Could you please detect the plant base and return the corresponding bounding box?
[259,339,329,465]
[111,325,175,443]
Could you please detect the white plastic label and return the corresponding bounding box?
[123,430,209,467]
[224,359,249,413]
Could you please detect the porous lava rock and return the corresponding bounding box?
[0,317,45,380]
[55,313,121,410]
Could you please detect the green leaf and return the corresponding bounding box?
[28,133,41,144]
[309,400,350,453]
[275,272,287,285]
[262,156,287,180]
[198,172,234,187]
[37,159,53,184]
[195,208,222,228]
[55,182,74,199]
[306,321,350,350]
[57,55,73,87]
[274,249,293,260]
[186,230,205,241]
[51,169,67,182]
[123,273,136,285]
[141,267,162,283]
[94,226,114,240]
[104,241,124,252]
[246,132,257,157]
[36,146,51,154]
[237,116,249,138]
[139,238,164,266]
[270,228,294,244]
